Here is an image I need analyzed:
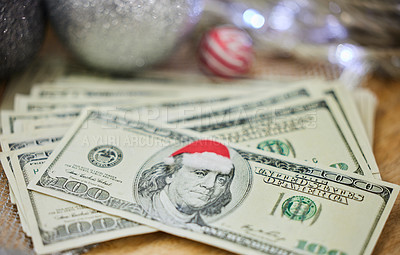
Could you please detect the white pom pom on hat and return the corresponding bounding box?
[163,140,233,174]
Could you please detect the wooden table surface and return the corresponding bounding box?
[1,29,399,255]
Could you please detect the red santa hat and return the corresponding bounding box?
[164,140,233,174]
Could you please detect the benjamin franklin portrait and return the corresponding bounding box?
[137,140,235,230]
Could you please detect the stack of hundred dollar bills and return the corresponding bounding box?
[0,76,397,255]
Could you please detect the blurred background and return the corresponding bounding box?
[1,0,400,87]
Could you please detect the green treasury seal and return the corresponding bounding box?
[257,139,294,157]
[282,196,317,221]
[88,145,123,168]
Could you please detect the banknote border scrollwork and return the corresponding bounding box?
[235,149,392,202]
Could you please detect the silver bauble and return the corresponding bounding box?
[45,0,203,74]
[0,0,45,79]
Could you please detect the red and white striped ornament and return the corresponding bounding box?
[199,26,253,78]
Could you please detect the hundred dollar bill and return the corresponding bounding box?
[170,82,380,178]
[29,109,399,255]
[351,88,377,144]
[1,95,243,134]
[117,82,315,124]
[8,177,17,204]
[55,79,380,178]
[4,95,243,134]
[9,145,154,254]
[14,94,233,113]
[30,83,176,98]
[355,88,378,144]
[53,74,288,90]
[15,87,253,112]
[0,129,65,152]
[2,93,243,134]
[17,79,321,113]
[0,109,80,134]
[7,87,306,132]
[0,130,66,235]
[0,129,62,206]
[19,119,72,133]
[30,81,270,99]
[165,82,324,125]
[322,84,380,179]
[0,154,31,236]
[14,94,153,112]
[178,96,374,177]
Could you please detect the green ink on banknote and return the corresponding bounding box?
[296,240,348,255]
[282,196,316,221]
[329,162,349,170]
[257,139,293,156]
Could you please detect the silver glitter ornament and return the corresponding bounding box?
[45,0,203,74]
[0,0,45,79]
